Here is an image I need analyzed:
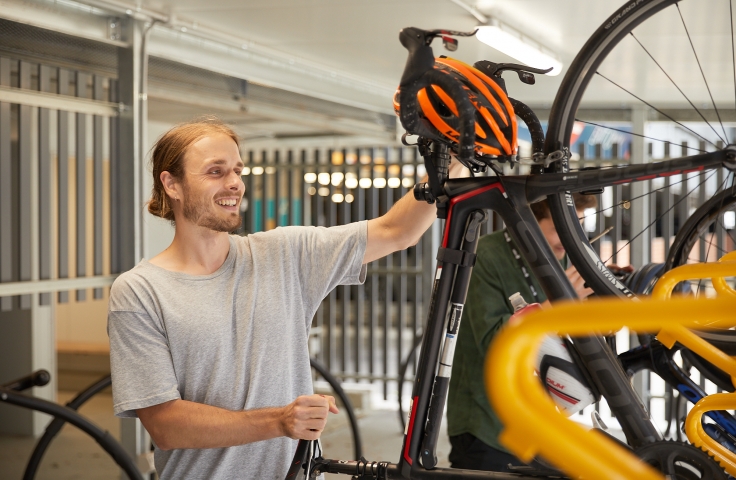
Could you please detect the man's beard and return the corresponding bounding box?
[180,182,242,232]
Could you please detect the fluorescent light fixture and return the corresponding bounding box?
[475,21,562,76]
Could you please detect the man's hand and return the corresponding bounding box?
[565,265,594,298]
[280,394,339,440]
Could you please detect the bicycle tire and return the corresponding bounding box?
[665,185,736,273]
[544,0,731,297]
[0,386,143,480]
[23,375,113,480]
[309,358,362,461]
[664,186,736,388]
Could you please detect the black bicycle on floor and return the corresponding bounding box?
[1,359,362,479]
[286,0,736,478]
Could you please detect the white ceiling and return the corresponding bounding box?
[4,0,736,143]
[137,0,736,108]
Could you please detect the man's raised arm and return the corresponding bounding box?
[363,161,464,264]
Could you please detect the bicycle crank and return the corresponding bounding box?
[634,440,727,480]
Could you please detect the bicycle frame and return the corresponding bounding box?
[298,144,732,479]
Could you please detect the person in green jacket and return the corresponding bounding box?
[446,194,597,472]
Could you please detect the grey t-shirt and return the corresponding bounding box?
[108,221,367,479]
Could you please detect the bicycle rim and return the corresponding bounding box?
[666,185,736,352]
[544,0,735,297]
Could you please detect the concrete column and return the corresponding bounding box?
[115,17,152,473]
[628,105,651,404]
[629,105,651,268]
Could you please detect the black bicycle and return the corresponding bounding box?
[286,0,736,478]
[2,357,362,480]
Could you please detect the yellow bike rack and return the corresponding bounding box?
[485,284,736,479]
[713,251,736,298]
[651,256,736,476]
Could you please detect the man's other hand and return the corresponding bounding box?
[565,265,594,299]
[280,394,339,440]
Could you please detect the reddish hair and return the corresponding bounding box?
[147,117,239,221]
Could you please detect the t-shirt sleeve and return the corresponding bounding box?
[288,221,367,315]
[463,249,513,355]
[108,276,181,417]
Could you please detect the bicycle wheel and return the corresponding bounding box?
[665,186,736,357]
[544,0,735,297]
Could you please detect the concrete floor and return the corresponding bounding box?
[0,390,450,480]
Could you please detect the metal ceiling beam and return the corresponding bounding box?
[7,0,396,114]
[146,84,395,140]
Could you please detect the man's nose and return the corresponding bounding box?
[226,171,244,190]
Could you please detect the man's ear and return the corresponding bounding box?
[161,171,180,200]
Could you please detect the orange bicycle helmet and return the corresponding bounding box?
[393,56,517,158]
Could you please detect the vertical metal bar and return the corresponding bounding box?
[93,75,104,299]
[301,150,311,227]
[280,149,287,227]
[274,149,283,227]
[355,148,366,382]
[341,149,351,376]
[251,150,261,232]
[246,150,255,233]
[327,149,337,372]
[650,177,656,262]
[676,192,689,259]
[612,185,622,264]
[716,167,725,258]
[397,147,408,399]
[369,148,378,386]
[108,77,119,275]
[57,69,69,302]
[699,168,707,263]
[261,150,268,231]
[287,150,295,226]
[0,58,13,311]
[351,149,366,380]
[19,61,33,310]
[38,65,52,306]
[662,142,674,258]
[313,149,325,365]
[75,72,87,301]
[383,148,393,399]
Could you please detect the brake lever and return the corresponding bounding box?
[474,60,553,85]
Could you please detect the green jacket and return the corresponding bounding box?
[446,229,567,451]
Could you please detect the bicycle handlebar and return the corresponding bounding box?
[2,369,51,391]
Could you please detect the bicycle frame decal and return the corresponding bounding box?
[582,243,633,296]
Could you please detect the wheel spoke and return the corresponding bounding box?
[676,3,729,144]
[630,31,726,145]
[595,71,719,149]
[603,170,718,264]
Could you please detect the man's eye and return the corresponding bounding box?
[210,170,221,175]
